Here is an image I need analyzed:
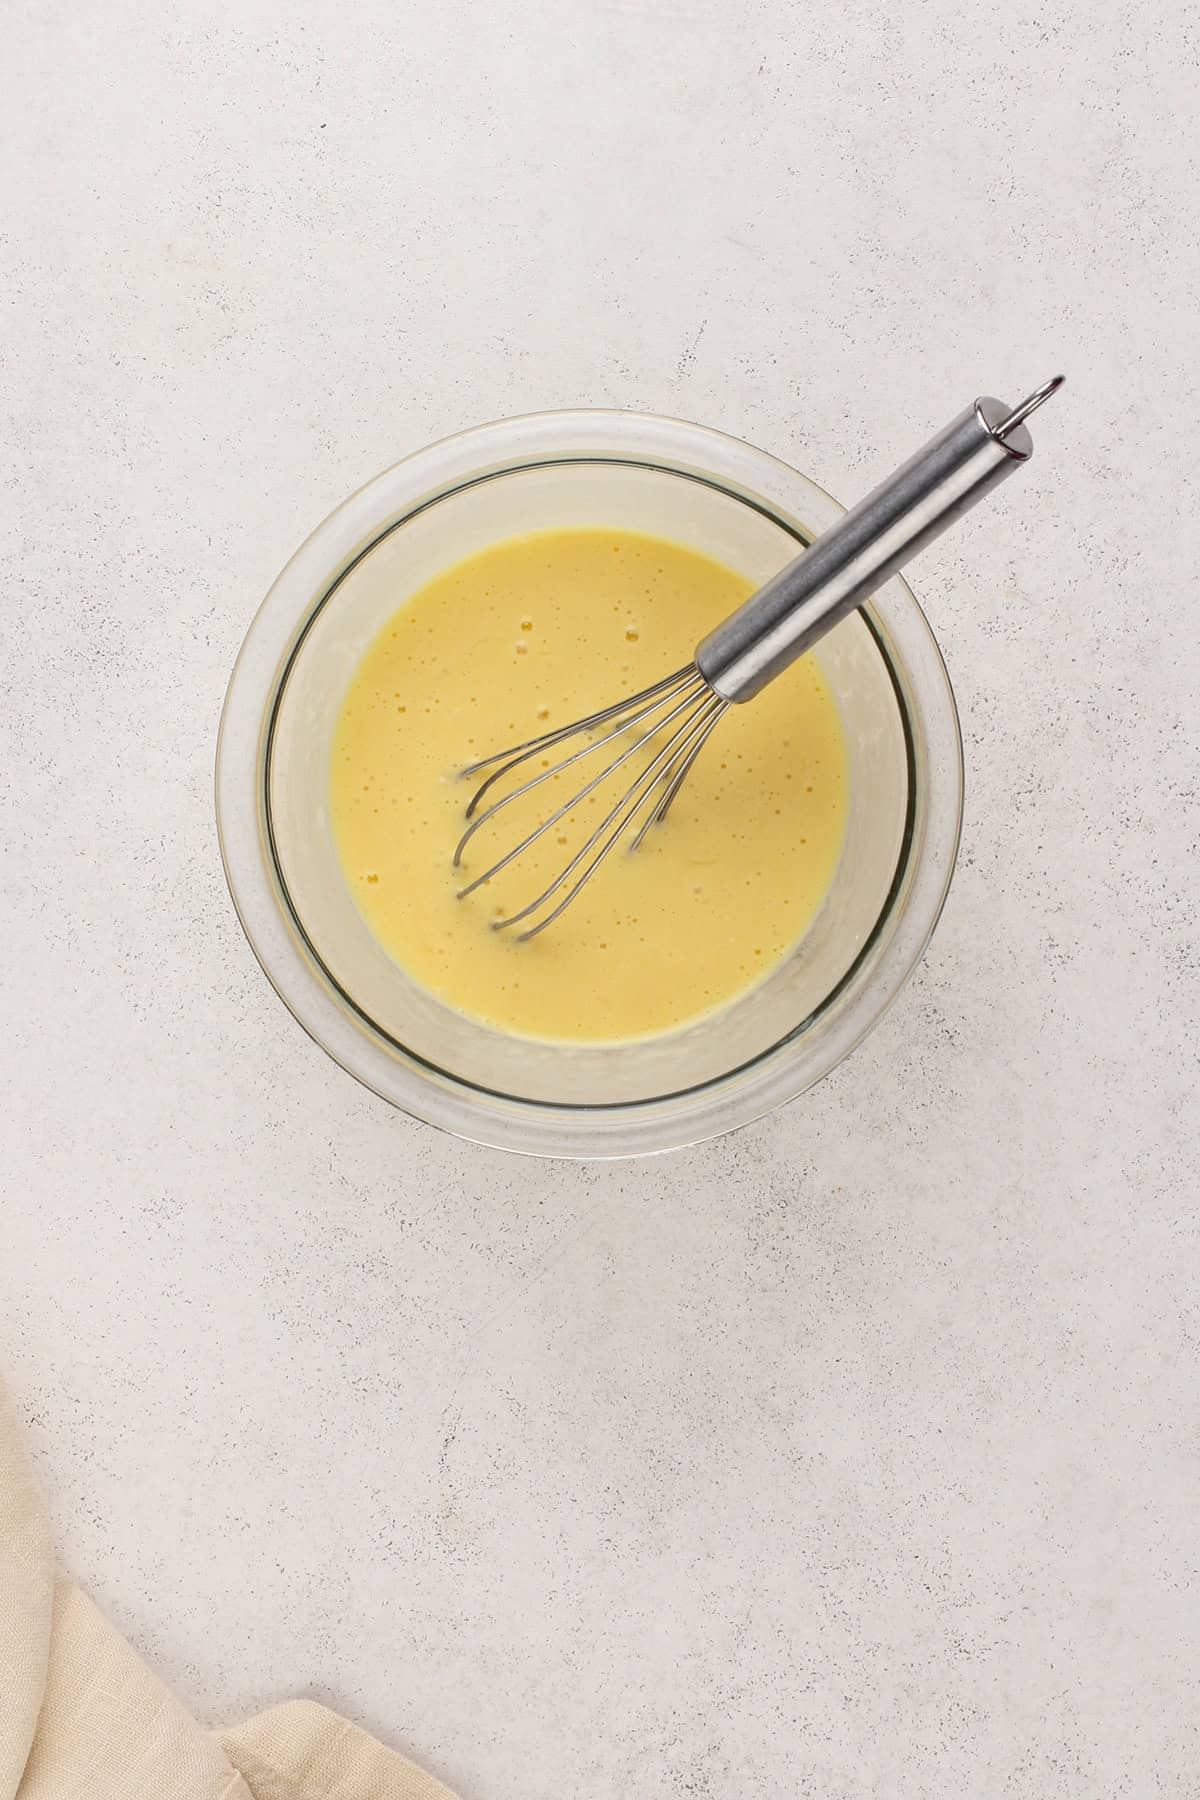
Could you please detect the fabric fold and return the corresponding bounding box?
[1,1379,456,1800]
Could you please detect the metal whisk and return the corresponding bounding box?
[455,379,1064,938]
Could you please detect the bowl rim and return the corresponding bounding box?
[215,407,963,1158]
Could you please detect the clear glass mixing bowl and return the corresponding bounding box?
[216,410,962,1157]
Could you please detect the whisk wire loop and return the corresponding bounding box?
[454,668,711,901]
[499,688,728,941]
[453,664,727,936]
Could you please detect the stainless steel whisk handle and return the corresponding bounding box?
[695,377,1065,703]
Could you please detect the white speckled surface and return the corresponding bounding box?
[3,1,1198,1794]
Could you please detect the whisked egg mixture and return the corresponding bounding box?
[330,528,847,1042]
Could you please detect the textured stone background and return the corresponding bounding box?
[2,1,1197,1795]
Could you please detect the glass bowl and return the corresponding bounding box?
[216,409,962,1157]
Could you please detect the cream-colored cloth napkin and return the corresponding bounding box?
[1,1380,457,1800]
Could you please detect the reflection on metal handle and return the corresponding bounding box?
[695,378,1065,703]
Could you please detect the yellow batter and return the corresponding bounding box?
[330,529,847,1042]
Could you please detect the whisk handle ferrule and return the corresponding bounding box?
[696,382,1062,703]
